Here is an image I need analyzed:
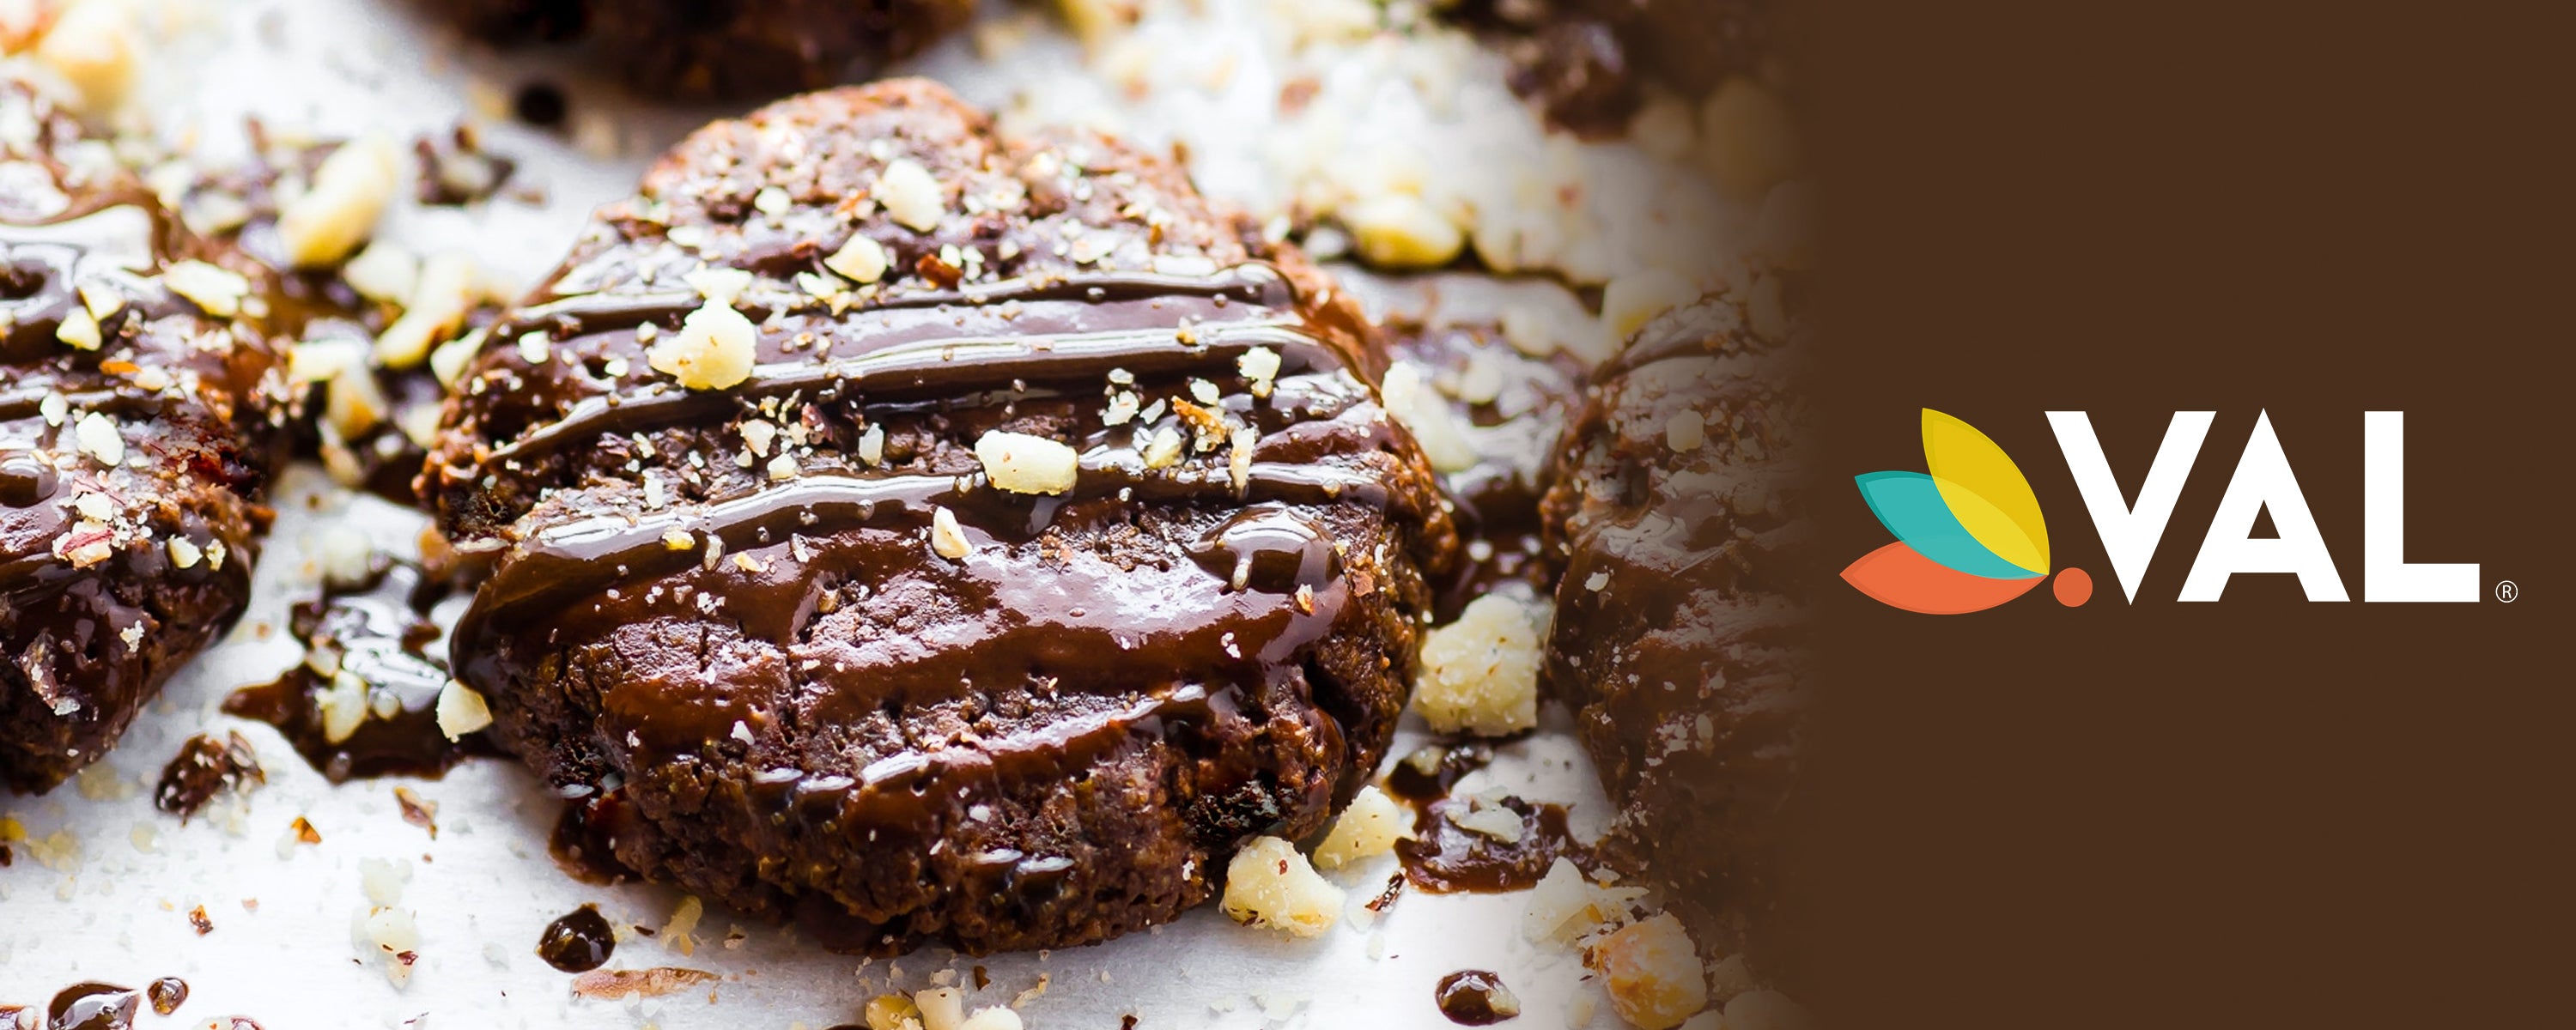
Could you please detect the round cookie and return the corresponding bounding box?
[1539,280,1808,983]
[424,79,1458,954]
[440,0,976,100]
[590,0,976,100]
[0,82,291,793]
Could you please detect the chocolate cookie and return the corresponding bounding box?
[1540,282,1807,983]
[1446,0,1779,136]
[0,82,290,793]
[424,79,1458,954]
[445,0,976,100]
[1382,316,1584,614]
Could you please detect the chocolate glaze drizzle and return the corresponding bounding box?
[440,254,1449,900]
[1434,969,1519,1025]
[43,982,137,1030]
[538,905,617,972]
[222,562,495,781]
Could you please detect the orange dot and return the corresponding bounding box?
[2053,567,2093,607]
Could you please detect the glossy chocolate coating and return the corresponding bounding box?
[0,82,289,794]
[442,0,975,100]
[1443,0,1781,136]
[220,561,493,782]
[537,905,617,972]
[1382,317,1585,617]
[1541,287,1808,985]
[425,80,1457,955]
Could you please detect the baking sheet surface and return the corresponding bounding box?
[0,0,1728,1024]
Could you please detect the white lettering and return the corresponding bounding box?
[2178,411,2348,602]
[2049,411,2215,603]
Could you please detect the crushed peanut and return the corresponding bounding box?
[434,680,493,741]
[1312,785,1410,869]
[279,134,402,268]
[825,233,890,284]
[1596,913,1709,1030]
[1413,594,1548,736]
[1141,425,1184,470]
[876,158,945,232]
[73,410,123,466]
[1667,410,1707,451]
[1238,346,1282,397]
[55,306,100,350]
[975,431,1079,495]
[1222,835,1343,937]
[930,506,969,560]
[1344,193,1464,270]
[162,260,250,318]
[648,299,757,390]
[1378,361,1478,473]
[1603,268,1698,343]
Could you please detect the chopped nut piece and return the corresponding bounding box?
[1222,835,1343,937]
[73,411,123,466]
[324,359,391,440]
[1172,397,1226,451]
[1452,797,1526,843]
[1378,362,1476,473]
[1524,857,1646,942]
[1413,595,1547,736]
[825,233,890,284]
[34,0,138,115]
[876,158,945,232]
[78,281,123,320]
[428,330,483,389]
[316,670,368,745]
[56,306,100,350]
[279,135,402,268]
[685,266,754,305]
[1603,269,1698,343]
[435,680,493,741]
[975,431,1079,495]
[1227,425,1255,494]
[913,987,965,1030]
[957,1008,1023,1030]
[167,536,204,569]
[163,261,250,318]
[1667,410,1707,451]
[1141,426,1184,470]
[516,331,551,365]
[930,506,969,560]
[864,994,923,1030]
[858,423,887,466]
[740,420,777,457]
[1102,390,1140,425]
[1312,785,1410,869]
[1596,913,1709,1030]
[376,252,477,369]
[662,530,696,551]
[1345,194,1464,270]
[661,895,703,955]
[1238,346,1282,397]
[648,299,758,390]
[342,241,419,305]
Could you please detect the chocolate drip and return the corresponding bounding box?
[459,264,1324,473]
[222,562,496,781]
[537,906,617,972]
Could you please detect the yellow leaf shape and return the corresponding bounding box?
[1921,409,2049,575]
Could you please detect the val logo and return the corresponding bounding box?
[1848,409,2484,613]
[1843,410,2091,614]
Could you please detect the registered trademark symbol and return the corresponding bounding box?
[2496,580,2518,603]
